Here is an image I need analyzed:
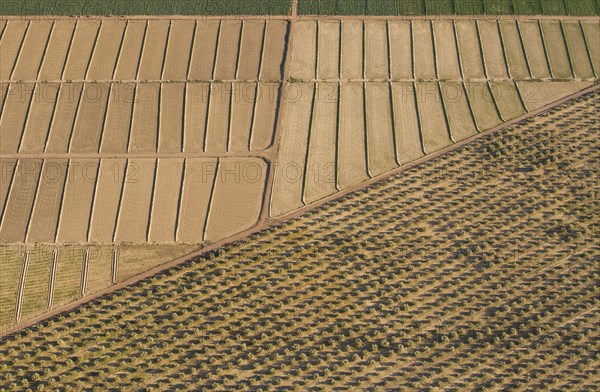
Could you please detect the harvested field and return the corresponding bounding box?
[88,159,126,243]
[0,83,34,154]
[183,82,209,153]
[148,159,185,243]
[62,21,100,80]
[582,22,599,76]
[86,20,126,80]
[440,82,478,141]
[229,83,257,152]
[129,83,160,152]
[290,21,317,81]
[19,247,52,321]
[204,158,267,241]
[540,20,574,79]
[465,82,503,131]
[341,20,363,80]
[498,20,530,79]
[51,247,84,307]
[260,21,288,81]
[562,21,595,79]
[317,20,340,80]
[412,20,436,80]
[337,82,367,190]
[11,20,52,81]
[205,82,232,152]
[2,90,597,390]
[432,20,461,80]
[117,245,196,282]
[478,20,509,79]
[45,83,84,153]
[85,246,113,295]
[415,82,452,152]
[188,20,220,80]
[38,21,75,80]
[364,21,389,80]
[388,21,413,80]
[113,21,146,80]
[162,20,195,81]
[0,246,24,326]
[455,20,486,79]
[214,21,242,81]
[304,82,338,204]
[517,81,594,111]
[137,20,169,80]
[391,82,424,163]
[365,82,396,176]
[19,83,60,153]
[158,82,185,152]
[519,20,552,79]
[70,83,110,152]
[250,82,279,151]
[0,21,28,80]
[237,21,265,81]
[490,81,526,121]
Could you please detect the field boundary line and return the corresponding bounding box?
[1,47,598,341]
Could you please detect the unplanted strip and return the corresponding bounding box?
[433,20,460,80]
[11,20,53,81]
[338,82,367,190]
[88,158,126,243]
[581,22,599,76]
[0,83,35,154]
[137,20,170,80]
[317,20,340,80]
[70,83,110,152]
[113,20,146,80]
[391,82,424,164]
[38,21,75,80]
[159,82,185,152]
[540,20,572,79]
[0,159,17,212]
[416,82,452,153]
[440,82,477,142]
[214,20,242,81]
[62,21,100,80]
[176,158,216,243]
[517,81,593,111]
[19,83,60,153]
[56,159,98,244]
[85,246,112,294]
[289,21,317,81]
[188,20,219,81]
[519,21,551,79]
[26,159,68,243]
[148,158,184,243]
[465,82,502,131]
[499,20,530,79]
[100,83,135,153]
[129,82,160,152]
[412,20,436,80]
[183,82,209,153]
[365,21,389,80]
[365,82,396,177]
[304,82,338,204]
[205,82,231,152]
[250,82,279,151]
[0,159,42,243]
[0,20,28,80]
[162,20,195,81]
[270,83,313,217]
[237,21,265,81]
[389,21,412,80]
[260,20,287,81]
[341,20,363,80]
[86,20,126,80]
[229,82,256,152]
[114,158,156,243]
[562,21,595,79]
[45,83,84,153]
[455,20,485,79]
[204,157,266,242]
[478,20,509,79]
[490,81,526,121]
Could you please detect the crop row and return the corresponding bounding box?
[0,90,597,390]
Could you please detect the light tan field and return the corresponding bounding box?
[183,82,209,152]
[0,21,28,80]
[19,84,60,153]
[341,20,363,80]
[517,81,593,111]
[19,247,53,321]
[365,82,396,176]
[188,20,220,80]
[62,21,100,80]
[0,83,33,153]
[290,21,317,81]
[416,82,452,152]
[11,20,52,81]
[304,82,338,204]
[215,21,242,81]
[137,20,169,80]
[498,20,530,79]
[391,82,424,163]
[100,83,135,153]
[412,20,436,80]
[87,20,126,80]
[562,21,595,79]
[0,246,25,326]
[71,83,110,152]
[540,20,573,79]
[113,20,146,80]
[338,82,367,190]
[159,82,185,152]
[388,21,413,80]
[52,246,84,307]
[260,21,288,81]
[478,20,509,79]
[440,81,478,141]
[317,20,340,80]
[519,20,552,79]
[489,81,526,121]
[88,158,126,243]
[46,83,84,152]
[148,159,185,243]
[129,83,160,152]
[229,82,256,151]
[582,22,599,76]
[250,82,279,151]
[455,20,486,79]
[433,20,461,80]
[205,82,232,152]
[237,21,264,80]
[364,21,389,80]
[162,20,195,81]
[465,82,503,130]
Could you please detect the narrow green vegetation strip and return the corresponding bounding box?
[0,0,291,15]
[298,0,600,16]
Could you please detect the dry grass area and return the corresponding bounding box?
[0,90,597,391]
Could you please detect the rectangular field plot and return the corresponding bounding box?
[260,21,288,81]
[581,22,599,76]
[317,20,341,80]
[338,83,367,190]
[204,158,267,241]
[26,160,68,243]
[62,21,100,80]
[489,82,526,121]
[237,21,265,81]
[540,21,573,79]
[20,246,53,321]
[464,82,502,131]
[11,20,53,81]
[0,20,29,80]
[114,159,156,243]
[499,21,530,79]
[562,21,595,79]
[162,20,195,81]
[412,20,436,80]
[56,159,99,243]
[52,246,84,308]
[148,159,184,243]
[205,82,232,153]
[519,21,551,79]
[183,83,209,153]
[85,246,113,295]
[271,83,314,217]
[100,83,136,153]
[440,82,477,142]
[364,21,389,80]
[455,20,485,79]
[341,20,363,80]
[19,83,60,153]
[159,82,185,153]
[388,21,413,80]
[250,82,279,151]
[432,20,461,80]
[516,81,593,111]
[87,20,126,80]
[0,83,35,153]
[129,83,160,152]
[391,82,424,163]
[188,20,220,81]
[0,159,42,243]
[365,82,397,176]
[137,20,170,80]
[45,83,84,153]
[176,158,216,243]
[290,21,317,81]
[415,82,452,153]
[478,20,509,79]
[214,20,242,81]
[113,21,146,80]
[0,246,25,326]
[117,245,195,282]
[229,83,256,152]
[304,83,338,204]
[89,158,126,243]
[38,21,75,80]
[70,83,111,153]
[0,159,17,212]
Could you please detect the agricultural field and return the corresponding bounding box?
[298,0,600,15]
[0,90,597,390]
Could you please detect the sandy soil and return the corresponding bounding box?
[391,82,424,163]
[433,20,461,80]
[490,81,526,121]
[260,20,288,81]
[388,20,413,80]
[113,20,146,80]
[250,82,279,151]
[478,20,509,79]
[188,20,220,80]
[341,20,363,80]
[440,81,478,142]
[455,20,486,79]
[148,158,185,242]
[416,82,452,153]
[129,83,160,152]
[214,20,242,80]
[412,20,436,80]
[62,21,100,80]
[86,20,127,80]
[0,21,28,80]
[100,83,136,153]
[317,20,340,80]
[237,20,265,80]
[289,21,316,80]
[159,82,185,152]
[365,82,396,176]
[229,82,256,151]
[365,21,389,80]
[45,83,84,153]
[0,83,33,153]
[183,82,209,152]
[465,81,503,131]
[137,20,170,80]
[519,20,552,79]
[38,21,76,80]
[162,20,195,80]
[88,158,126,243]
[205,82,231,152]
[540,20,573,79]
[71,83,111,152]
[19,84,60,153]
[11,20,52,81]
[498,20,530,79]
[337,82,367,190]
